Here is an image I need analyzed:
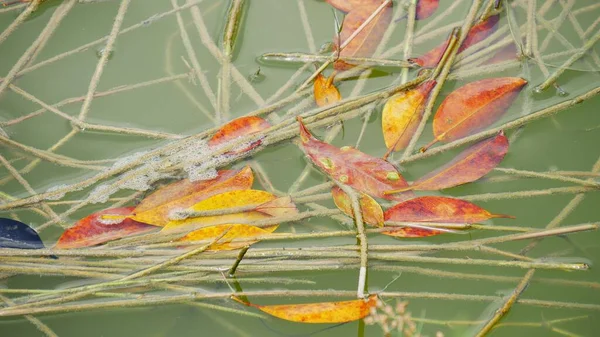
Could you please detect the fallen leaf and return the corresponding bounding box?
[384,196,513,223]
[411,15,500,68]
[381,226,441,238]
[422,77,526,150]
[387,132,508,193]
[162,189,282,231]
[178,224,273,251]
[382,80,436,154]
[55,207,156,249]
[232,294,378,323]
[314,73,342,107]
[254,196,299,218]
[334,1,393,71]
[415,0,439,20]
[0,218,45,249]
[209,116,271,154]
[484,43,518,65]
[297,117,413,201]
[331,186,384,227]
[128,167,254,226]
[326,0,354,12]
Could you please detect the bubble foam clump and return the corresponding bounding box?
[88,184,119,204]
[44,184,69,201]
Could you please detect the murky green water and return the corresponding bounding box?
[1,0,599,336]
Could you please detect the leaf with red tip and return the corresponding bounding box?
[56,207,156,249]
[387,132,508,194]
[423,77,526,149]
[331,186,384,227]
[232,294,378,323]
[314,73,342,107]
[297,118,413,201]
[333,1,393,71]
[411,15,499,68]
[384,196,514,223]
[130,167,254,226]
[209,116,271,154]
[415,0,439,20]
[382,80,436,154]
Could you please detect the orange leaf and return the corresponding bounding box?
[384,196,513,223]
[297,117,413,201]
[314,73,342,107]
[178,224,275,251]
[326,0,354,12]
[424,77,526,149]
[387,132,508,193]
[411,15,499,68]
[233,294,378,323]
[333,1,393,71]
[416,0,439,20]
[331,186,384,227]
[382,80,436,154]
[209,116,271,154]
[131,166,254,226]
[56,207,156,249]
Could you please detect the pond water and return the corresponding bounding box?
[0,0,599,336]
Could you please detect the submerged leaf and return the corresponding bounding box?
[326,0,354,12]
[178,224,274,251]
[331,186,384,227]
[130,167,254,226]
[382,80,436,153]
[209,116,271,153]
[56,207,155,249]
[484,43,518,65]
[388,132,508,193]
[411,15,500,68]
[297,117,413,201]
[381,226,441,238]
[415,0,439,20]
[424,77,526,149]
[0,218,45,250]
[233,294,378,323]
[314,73,342,107]
[384,196,513,223]
[334,1,393,70]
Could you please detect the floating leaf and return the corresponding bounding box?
[333,1,393,71]
[128,167,254,226]
[326,0,354,12]
[162,189,283,231]
[178,224,273,251]
[209,116,271,154]
[384,196,513,223]
[382,80,436,154]
[331,186,384,227]
[232,294,378,323]
[0,218,45,250]
[411,15,499,68]
[254,196,299,218]
[381,226,441,238]
[387,132,508,194]
[56,207,155,249]
[314,73,342,107]
[415,0,439,20]
[423,77,526,149]
[297,117,413,201]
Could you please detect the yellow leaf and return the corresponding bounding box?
[178,224,276,251]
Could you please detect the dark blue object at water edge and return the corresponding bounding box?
[0,217,45,250]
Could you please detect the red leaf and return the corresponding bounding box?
[424,77,526,149]
[384,196,514,223]
[387,132,508,193]
[297,118,413,201]
[411,15,499,68]
[333,1,393,71]
[209,116,271,154]
[56,207,155,249]
[416,0,439,20]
